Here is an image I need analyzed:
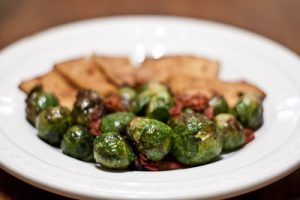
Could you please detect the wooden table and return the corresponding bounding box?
[0,0,299,199]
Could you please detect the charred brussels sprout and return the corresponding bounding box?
[234,93,263,130]
[169,112,222,165]
[119,87,136,109]
[25,86,59,126]
[61,125,94,161]
[93,132,136,169]
[127,117,172,161]
[215,114,245,151]
[209,95,229,116]
[131,82,172,122]
[72,90,104,133]
[36,106,72,146]
[101,112,136,134]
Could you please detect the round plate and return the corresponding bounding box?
[0,16,299,200]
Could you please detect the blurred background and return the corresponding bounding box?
[1,0,300,53]
[0,0,299,199]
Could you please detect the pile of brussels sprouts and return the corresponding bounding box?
[25,82,263,170]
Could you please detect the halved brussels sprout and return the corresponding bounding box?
[127,117,172,161]
[101,112,136,134]
[26,85,59,126]
[36,106,72,146]
[169,112,222,165]
[131,82,172,122]
[234,93,263,130]
[61,125,94,161]
[215,113,245,151]
[93,132,136,169]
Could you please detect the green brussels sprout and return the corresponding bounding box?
[131,82,172,122]
[36,106,72,146]
[215,114,245,151]
[101,112,136,134]
[209,95,229,116]
[119,87,136,109]
[169,112,222,165]
[93,132,136,169]
[61,125,94,161]
[127,117,172,161]
[146,95,171,122]
[25,85,59,126]
[72,90,104,132]
[234,93,263,130]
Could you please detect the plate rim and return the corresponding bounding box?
[0,15,300,200]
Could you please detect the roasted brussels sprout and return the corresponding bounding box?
[119,87,136,109]
[61,125,94,161]
[36,106,72,146]
[93,132,136,169]
[131,82,172,122]
[25,85,59,126]
[215,113,245,151]
[127,117,172,161]
[101,112,136,134]
[234,93,263,130]
[146,95,171,122]
[169,112,222,165]
[72,90,104,133]
[209,95,229,116]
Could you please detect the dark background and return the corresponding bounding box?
[0,0,299,199]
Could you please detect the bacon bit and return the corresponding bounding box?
[173,93,209,112]
[169,104,183,116]
[244,128,255,144]
[90,119,101,136]
[104,93,125,113]
[204,106,214,119]
[89,107,102,136]
[138,153,184,171]
[155,160,184,170]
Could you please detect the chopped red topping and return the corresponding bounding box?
[204,106,214,119]
[138,153,184,171]
[244,128,255,144]
[104,93,125,113]
[90,120,101,136]
[89,106,103,136]
[169,104,183,116]
[173,93,209,112]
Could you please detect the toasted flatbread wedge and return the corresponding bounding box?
[19,70,78,109]
[55,58,117,96]
[93,55,135,86]
[169,76,266,107]
[135,55,220,84]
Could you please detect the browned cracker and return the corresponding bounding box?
[19,70,78,109]
[135,55,220,84]
[93,55,135,86]
[54,58,117,96]
[169,76,266,107]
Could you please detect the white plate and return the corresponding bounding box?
[0,16,299,200]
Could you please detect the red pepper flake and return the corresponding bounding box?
[244,128,255,144]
